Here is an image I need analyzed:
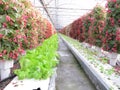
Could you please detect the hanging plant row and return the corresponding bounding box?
[60,0,120,54]
[0,0,56,61]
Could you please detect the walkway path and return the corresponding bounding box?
[55,37,96,90]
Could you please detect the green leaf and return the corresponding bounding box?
[14,34,58,80]
[0,15,6,23]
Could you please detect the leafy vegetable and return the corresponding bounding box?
[14,34,59,80]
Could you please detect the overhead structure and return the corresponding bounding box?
[39,0,54,25]
[30,0,107,30]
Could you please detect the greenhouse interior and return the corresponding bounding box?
[0,0,120,90]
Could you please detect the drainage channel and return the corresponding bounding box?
[55,37,96,90]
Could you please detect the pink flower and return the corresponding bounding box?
[13,37,18,43]
[10,21,13,25]
[12,52,18,60]
[0,1,3,4]
[112,0,116,3]
[105,3,108,8]
[2,50,7,55]
[13,7,17,11]
[9,52,13,58]
[21,50,25,55]
[0,34,3,39]
[116,28,120,41]
[0,53,3,57]
[6,15,11,22]
[116,4,119,8]
[17,35,22,39]
[2,23,7,28]
[103,38,107,43]
[107,9,112,13]
[110,17,115,26]
[16,30,20,33]
[23,15,28,20]
[4,5,9,10]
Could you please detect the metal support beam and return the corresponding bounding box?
[35,6,92,11]
[39,0,54,25]
[55,0,58,28]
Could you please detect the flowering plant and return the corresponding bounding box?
[61,5,106,47]
[0,0,25,60]
[0,0,56,60]
[103,0,120,53]
[60,2,120,53]
[106,0,120,27]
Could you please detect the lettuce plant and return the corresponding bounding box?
[14,34,58,80]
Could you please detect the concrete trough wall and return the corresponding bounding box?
[60,36,111,90]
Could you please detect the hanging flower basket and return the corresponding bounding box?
[0,60,14,80]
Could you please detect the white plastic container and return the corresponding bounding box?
[0,60,13,80]
[1,69,11,80]
[108,52,118,66]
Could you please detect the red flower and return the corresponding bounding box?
[107,9,112,13]
[118,19,120,23]
[116,28,120,41]
[12,52,18,60]
[110,17,115,26]
[112,47,117,52]
[13,37,18,43]
[9,52,13,58]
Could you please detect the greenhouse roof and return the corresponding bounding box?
[30,0,107,30]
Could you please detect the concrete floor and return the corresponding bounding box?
[55,37,96,90]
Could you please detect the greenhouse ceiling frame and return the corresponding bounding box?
[39,0,54,25]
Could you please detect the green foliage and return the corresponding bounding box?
[93,5,105,20]
[60,1,120,53]
[0,0,56,61]
[14,34,59,80]
[102,0,120,52]
[61,34,115,77]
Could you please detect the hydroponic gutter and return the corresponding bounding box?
[4,69,57,90]
[60,35,118,90]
